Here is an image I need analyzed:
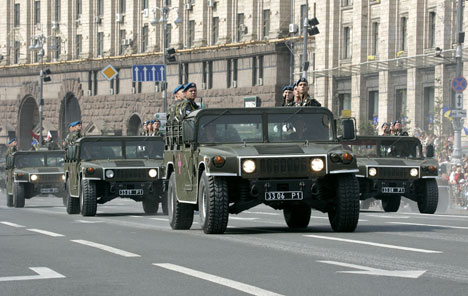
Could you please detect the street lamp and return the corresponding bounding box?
[150,2,182,114]
[29,34,52,147]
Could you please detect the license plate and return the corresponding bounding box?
[40,188,58,194]
[265,191,303,201]
[119,189,143,196]
[382,187,405,194]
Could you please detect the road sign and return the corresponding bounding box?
[451,109,466,118]
[456,93,463,109]
[101,64,119,81]
[132,65,165,82]
[452,76,467,92]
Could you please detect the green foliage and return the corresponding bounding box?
[358,120,377,136]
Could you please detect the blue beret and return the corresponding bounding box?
[151,120,155,124]
[8,138,16,144]
[144,120,150,125]
[282,85,293,92]
[183,82,196,92]
[69,120,82,127]
[173,84,185,94]
[296,77,308,85]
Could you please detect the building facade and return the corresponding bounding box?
[0,0,466,149]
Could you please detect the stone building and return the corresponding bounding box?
[0,0,466,149]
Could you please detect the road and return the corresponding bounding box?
[1,194,467,296]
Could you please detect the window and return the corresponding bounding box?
[208,61,213,89]
[212,17,219,45]
[202,62,207,88]
[119,30,126,55]
[93,71,99,95]
[424,87,435,130]
[188,20,195,48]
[142,25,148,52]
[338,93,351,117]
[258,56,264,83]
[166,24,172,48]
[237,13,245,41]
[34,1,41,25]
[233,59,238,85]
[342,0,353,6]
[371,22,379,56]
[55,0,61,21]
[252,56,257,86]
[76,0,82,19]
[400,17,407,51]
[97,32,104,56]
[14,4,20,27]
[368,91,379,122]
[395,89,407,121]
[428,11,436,48]
[97,0,104,17]
[226,59,232,88]
[53,37,61,60]
[115,70,120,94]
[262,9,270,39]
[184,63,189,84]
[142,0,148,10]
[76,35,82,59]
[34,51,39,63]
[14,41,20,64]
[343,26,352,59]
[88,72,92,95]
[178,63,183,84]
[119,0,126,13]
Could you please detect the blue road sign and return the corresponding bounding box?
[132,64,166,82]
[452,76,467,92]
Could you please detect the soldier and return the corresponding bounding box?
[152,119,163,136]
[281,85,294,106]
[295,77,321,107]
[7,138,17,156]
[393,120,409,136]
[147,120,154,136]
[176,82,200,119]
[168,84,185,122]
[64,120,82,147]
[381,122,391,136]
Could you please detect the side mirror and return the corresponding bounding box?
[182,121,196,143]
[341,118,356,140]
[426,144,434,158]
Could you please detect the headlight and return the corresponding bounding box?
[105,170,115,179]
[242,160,256,174]
[410,168,419,177]
[86,167,95,174]
[148,169,158,178]
[310,158,324,172]
[368,168,377,177]
[30,174,38,181]
[62,175,66,181]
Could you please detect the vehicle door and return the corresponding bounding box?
[67,145,80,197]
[6,156,13,195]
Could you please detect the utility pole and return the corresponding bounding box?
[39,49,44,146]
[302,0,309,79]
[162,5,168,113]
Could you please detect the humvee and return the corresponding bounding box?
[164,107,360,234]
[343,136,439,213]
[64,136,166,216]
[5,150,66,208]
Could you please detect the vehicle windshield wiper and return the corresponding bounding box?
[201,109,231,128]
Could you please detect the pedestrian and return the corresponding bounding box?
[281,85,294,106]
[294,77,321,107]
[176,82,200,119]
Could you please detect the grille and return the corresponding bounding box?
[36,174,63,183]
[377,167,413,179]
[113,169,148,181]
[259,158,309,177]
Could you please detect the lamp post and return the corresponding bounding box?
[151,1,182,113]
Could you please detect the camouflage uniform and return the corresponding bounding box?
[301,95,321,107]
[64,131,82,147]
[7,145,17,157]
[176,99,199,120]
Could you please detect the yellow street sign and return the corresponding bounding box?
[101,64,118,81]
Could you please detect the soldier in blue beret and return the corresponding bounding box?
[294,77,321,107]
[176,82,199,119]
[64,120,83,148]
[281,85,294,106]
[7,138,17,156]
[168,84,186,122]
[393,120,408,136]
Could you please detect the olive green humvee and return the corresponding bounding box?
[64,136,166,216]
[5,150,66,208]
[164,107,361,234]
[343,136,439,213]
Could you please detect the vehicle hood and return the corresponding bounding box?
[15,167,63,174]
[81,159,164,168]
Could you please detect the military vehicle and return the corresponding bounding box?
[5,150,66,207]
[64,136,166,216]
[343,136,439,213]
[0,144,6,193]
[164,107,360,234]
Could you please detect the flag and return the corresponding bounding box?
[464,127,468,139]
[47,131,52,141]
[31,138,39,150]
[30,130,40,141]
[443,106,452,120]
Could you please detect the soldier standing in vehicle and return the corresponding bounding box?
[281,85,294,106]
[168,84,185,122]
[177,82,199,119]
[381,122,391,136]
[64,120,82,147]
[141,121,148,136]
[295,77,321,107]
[7,138,17,157]
[152,119,163,136]
[393,120,409,136]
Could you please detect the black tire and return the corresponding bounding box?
[142,198,159,214]
[283,205,311,229]
[161,192,168,215]
[168,174,194,230]
[198,171,229,234]
[381,196,401,212]
[80,179,97,216]
[13,183,25,208]
[7,194,14,207]
[417,179,438,214]
[66,178,80,214]
[328,174,360,232]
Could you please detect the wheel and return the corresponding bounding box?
[142,198,159,214]
[417,179,438,214]
[168,174,194,230]
[360,199,372,210]
[7,194,13,207]
[13,183,25,208]
[283,205,311,228]
[328,174,360,232]
[66,178,80,214]
[80,179,97,216]
[381,196,401,212]
[198,171,229,234]
[161,192,168,215]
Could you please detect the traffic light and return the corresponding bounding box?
[307,17,320,36]
[42,68,52,82]
[167,48,176,62]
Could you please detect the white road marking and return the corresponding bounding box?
[229,217,259,221]
[318,261,426,279]
[304,235,442,254]
[27,229,64,237]
[245,211,280,216]
[309,216,368,222]
[0,267,65,282]
[387,221,468,230]
[150,218,169,221]
[0,221,25,228]
[74,220,104,224]
[405,212,468,219]
[364,214,409,219]
[154,263,284,296]
[71,239,141,257]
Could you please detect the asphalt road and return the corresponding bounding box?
[1,192,467,296]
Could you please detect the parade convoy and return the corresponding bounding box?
[3,108,440,234]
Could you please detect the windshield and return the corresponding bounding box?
[80,140,164,160]
[345,139,422,158]
[268,113,333,142]
[198,115,263,143]
[15,152,65,168]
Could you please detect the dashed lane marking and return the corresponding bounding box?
[309,216,368,222]
[244,211,280,216]
[364,214,409,219]
[229,217,259,221]
[387,221,468,230]
[74,220,104,224]
[27,229,65,237]
[150,218,169,221]
[304,235,442,254]
[154,263,284,296]
[71,239,141,257]
[0,221,26,228]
